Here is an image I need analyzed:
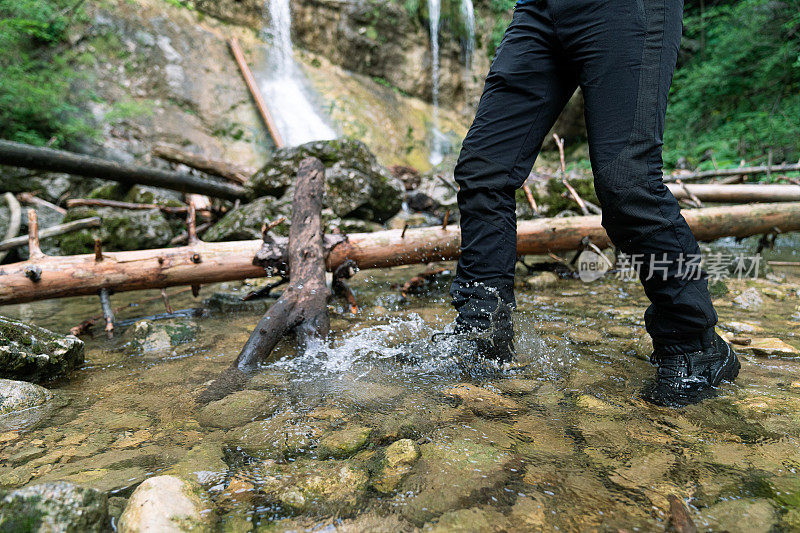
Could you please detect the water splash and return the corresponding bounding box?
[259,0,336,146]
[427,0,446,166]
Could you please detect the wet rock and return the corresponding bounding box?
[416,171,458,210]
[722,321,764,335]
[371,438,420,494]
[118,476,210,533]
[167,441,228,486]
[608,451,676,491]
[87,183,184,208]
[621,337,653,361]
[568,329,603,345]
[0,316,84,382]
[389,165,422,191]
[0,379,53,416]
[761,286,786,300]
[122,319,199,352]
[317,425,372,459]
[703,498,775,533]
[423,507,509,532]
[513,415,574,457]
[406,190,441,213]
[60,206,173,254]
[495,378,539,396]
[203,291,274,314]
[253,458,369,515]
[442,383,520,418]
[225,412,320,459]
[525,271,559,289]
[326,218,383,234]
[203,196,290,241]
[400,439,512,526]
[744,338,799,357]
[248,139,404,223]
[605,325,637,338]
[197,389,278,429]
[0,481,108,532]
[733,287,765,311]
[508,495,547,529]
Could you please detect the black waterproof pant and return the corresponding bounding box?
[450,0,718,351]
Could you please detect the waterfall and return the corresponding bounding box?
[461,0,475,73]
[427,0,446,166]
[259,0,336,147]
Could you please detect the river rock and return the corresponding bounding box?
[400,438,512,526]
[225,412,321,459]
[196,389,278,429]
[723,321,764,334]
[254,458,369,515]
[732,287,765,311]
[423,507,509,533]
[87,183,184,207]
[526,271,559,289]
[166,441,228,486]
[248,139,404,222]
[0,481,108,532]
[0,379,53,416]
[744,338,799,357]
[703,498,775,533]
[441,383,520,418]
[371,438,420,494]
[0,315,84,382]
[203,196,290,241]
[203,291,274,314]
[122,319,199,352]
[60,206,173,254]
[317,425,372,459]
[118,476,210,533]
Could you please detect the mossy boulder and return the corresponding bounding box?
[86,183,184,207]
[60,206,173,254]
[0,316,84,382]
[248,139,404,223]
[0,482,108,533]
[371,438,420,494]
[203,196,290,241]
[166,441,228,486]
[122,319,199,353]
[225,412,321,459]
[317,425,372,459]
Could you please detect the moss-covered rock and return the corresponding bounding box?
[0,482,108,533]
[248,139,404,222]
[60,206,173,254]
[317,425,372,459]
[0,316,84,382]
[0,379,54,416]
[225,412,321,459]
[86,183,184,207]
[371,438,420,494]
[166,441,228,487]
[533,175,599,215]
[203,196,290,241]
[196,389,278,429]
[122,319,199,353]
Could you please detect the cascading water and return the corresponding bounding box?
[259,0,336,147]
[427,0,447,166]
[461,0,476,74]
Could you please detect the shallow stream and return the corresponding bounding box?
[2,249,800,531]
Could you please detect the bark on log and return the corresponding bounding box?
[152,143,256,184]
[0,140,249,201]
[665,163,800,183]
[666,183,800,203]
[235,157,329,369]
[2,202,800,306]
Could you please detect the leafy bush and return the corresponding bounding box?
[0,0,94,147]
[665,0,800,168]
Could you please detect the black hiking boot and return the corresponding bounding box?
[643,332,740,407]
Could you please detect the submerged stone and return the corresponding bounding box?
[203,291,274,314]
[118,476,210,533]
[166,441,228,486]
[225,412,321,459]
[702,498,775,533]
[122,319,199,352]
[196,389,278,429]
[0,315,84,383]
[0,481,108,533]
[0,379,53,416]
[317,425,372,459]
[371,438,420,494]
[441,383,520,418]
[422,507,509,532]
[744,338,799,357]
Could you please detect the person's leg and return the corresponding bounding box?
[557,0,738,404]
[450,3,577,356]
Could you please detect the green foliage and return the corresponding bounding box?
[0,0,94,147]
[487,0,515,58]
[665,0,800,168]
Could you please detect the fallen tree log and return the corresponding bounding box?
[2,202,800,306]
[665,162,800,183]
[0,140,249,201]
[152,143,256,184]
[666,183,800,203]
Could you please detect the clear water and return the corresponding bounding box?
[1,259,799,531]
[258,0,336,147]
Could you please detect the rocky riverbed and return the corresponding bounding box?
[1,244,799,531]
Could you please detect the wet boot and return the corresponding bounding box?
[643,332,740,407]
